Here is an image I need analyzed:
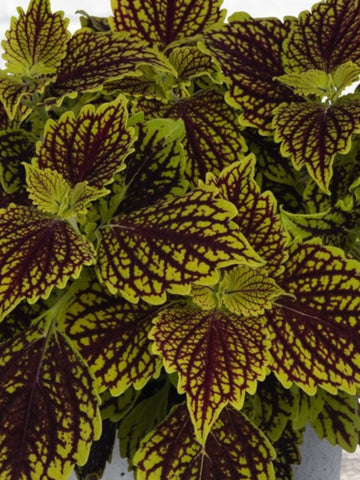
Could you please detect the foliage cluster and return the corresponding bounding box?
[1,0,360,479]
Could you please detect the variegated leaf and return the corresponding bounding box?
[150,305,270,443]
[50,31,175,99]
[0,319,101,479]
[97,185,262,304]
[0,72,37,120]
[0,205,94,320]
[139,89,247,184]
[272,423,302,480]
[101,387,140,422]
[110,0,225,48]
[1,0,70,76]
[273,97,360,193]
[266,239,360,395]
[36,95,134,189]
[204,15,300,132]
[207,155,289,276]
[63,280,163,395]
[134,404,275,480]
[283,0,360,74]
[169,46,221,83]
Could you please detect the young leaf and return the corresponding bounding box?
[0,72,37,120]
[220,265,285,317]
[110,0,225,48]
[283,0,360,74]
[207,155,289,276]
[36,95,135,189]
[150,305,271,443]
[1,0,70,76]
[50,31,175,99]
[134,404,275,480]
[273,97,360,192]
[63,280,163,395]
[169,46,221,83]
[204,15,300,132]
[96,186,263,304]
[0,319,101,479]
[310,390,360,452]
[266,239,360,395]
[0,205,94,320]
[139,89,247,184]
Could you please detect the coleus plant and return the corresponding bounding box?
[1,0,360,479]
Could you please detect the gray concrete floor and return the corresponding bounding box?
[341,447,360,479]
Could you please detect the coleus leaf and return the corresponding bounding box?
[134,404,275,480]
[139,89,247,184]
[310,390,360,452]
[101,387,140,422]
[169,46,221,83]
[204,15,300,133]
[266,239,360,395]
[0,72,37,120]
[50,31,175,99]
[219,265,285,317]
[273,97,360,193]
[1,0,70,77]
[24,165,109,219]
[272,423,302,480]
[0,129,34,193]
[0,205,94,320]
[36,95,135,189]
[110,0,225,48]
[150,305,271,443]
[291,386,325,430]
[63,279,163,395]
[119,118,187,214]
[0,318,101,479]
[97,185,262,304]
[282,0,360,74]
[207,155,289,276]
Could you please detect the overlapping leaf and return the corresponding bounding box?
[50,31,175,99]
[273,97,360,192]
[110,0,225,48]
[97,185,262,304]
[150,305,270,443]
[282,0,360,74]
[0,129,33,193]
[0,318,101,480]
[119,118,187,214]
[207,155,289,276]
[1,0,70,76]
[265,239,360,395]
[63,279,163,395]
[169,46,221,83]
[204,15,300,132]
[101,387,139,422]
[139,89,247,184]
[0,72,37,120]
[134,404,275,480]
[36,95,134,189]
[0,205,94,320]
[272,423,302,480]
[310,390,360,452]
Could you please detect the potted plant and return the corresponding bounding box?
[0,0,360,478]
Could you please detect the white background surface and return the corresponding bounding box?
[0,0,359,479]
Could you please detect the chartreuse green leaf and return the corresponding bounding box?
[0,316,101,479]
[273,97,360,193]
[169,46,221,83]
[50,31,175,99]
[24,165,109,219]
[0,72,36,120]
[134,404,275,480]
[2,0,70,76]
[97,185,263,304]
[266,239,360,395]
[36,95,135,189]
[219,265,285,317]
[310,390,360,452]
[118,118,187,214]
[282,0,360,74]
[101,387,140,422]
[207,155,289,276]
[63,279,162,395]
[0,129,34,193]
[0,205,94,320]
[204,15,299,133]
[110,0,225,48]
[139,89,247,184]
[119,381,170,468]
[291,386,325,430]
[150,305,270,443]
